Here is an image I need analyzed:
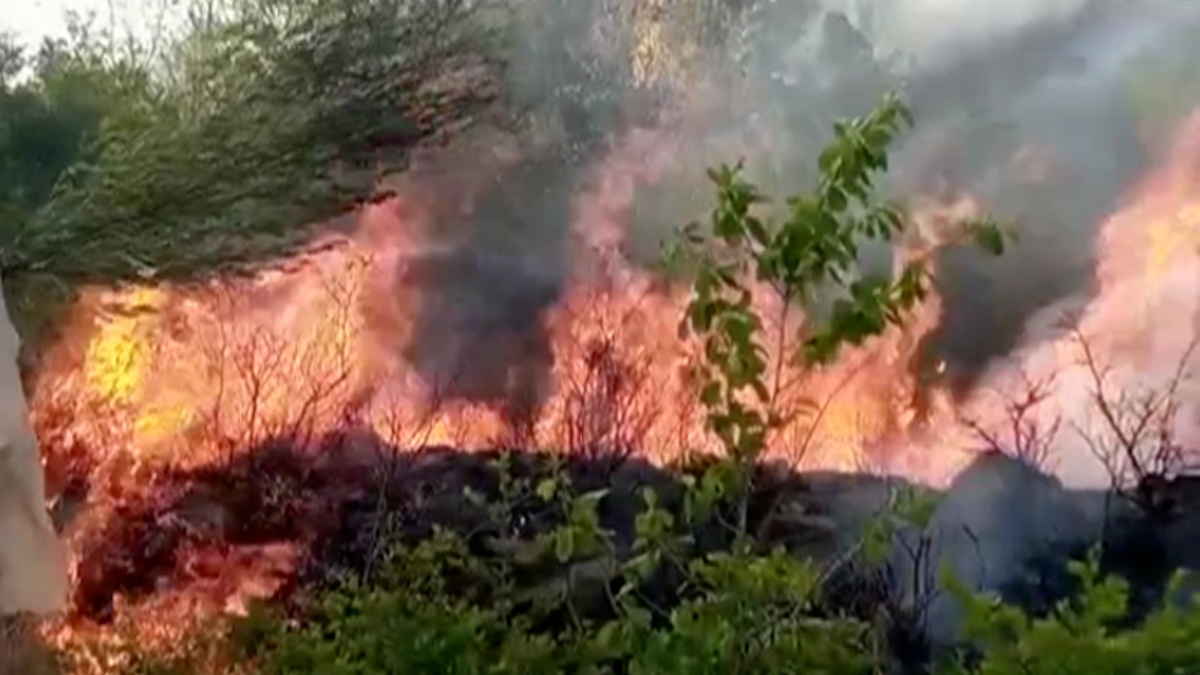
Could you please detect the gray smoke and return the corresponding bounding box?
[394,0,631,423]
[636,0,1200,390]
[892,1,1200,390]
[391,0,1200,423]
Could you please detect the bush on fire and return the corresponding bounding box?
[89,92,1200,675]
[10,2,1200,671]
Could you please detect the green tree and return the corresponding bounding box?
[0,29,132,244]
[0,0,499,342]
[12,0,496,286]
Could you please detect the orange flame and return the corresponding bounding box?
[42,107,1200,661]
[958,108,1200,488]
[32,124,949,487]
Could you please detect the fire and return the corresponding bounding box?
[42,109,1200,494]
[81,288,165,406]
[31,123,945,485]
[959,108,1200,488]
[32,93,1200,662]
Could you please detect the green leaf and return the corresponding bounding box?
[968,218,1008,256]
[824,185,847,212]
[576,488,610,512]
[554,527,575,563]
[535,478,558,503]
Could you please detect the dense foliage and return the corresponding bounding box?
[0,0,496,338]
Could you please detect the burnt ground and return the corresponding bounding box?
[60,431,877,627]
[47,430,1200,668]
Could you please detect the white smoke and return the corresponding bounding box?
[867,0,1092,62]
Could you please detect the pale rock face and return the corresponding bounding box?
[898,450,1109,649]
[0,282,69,616]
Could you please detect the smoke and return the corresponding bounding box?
[862,0,1093,61]
[378,0,1200,431]
[893,1,1200,390]
[382,0,631,422]
[698,0,1200,390]
[393,149,581,427]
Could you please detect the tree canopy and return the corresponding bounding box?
[0,0,502,341]
[1,0,497,281]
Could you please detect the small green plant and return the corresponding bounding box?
[945,551,1200,675]
[664,91,1006,541]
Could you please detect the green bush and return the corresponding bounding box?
[227,474,1200,675]
[240,476,879,675]
[947,554,1200,675]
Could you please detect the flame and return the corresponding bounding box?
[32,122,946,482]
[34,97,1200,663]
[958,109,1200,488]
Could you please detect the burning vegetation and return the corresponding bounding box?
[5,0,1200,673]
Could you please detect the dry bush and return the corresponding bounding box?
[1073,331,1198,519]
[193,265,364,464]
[966,367,1062,473]
[556,327,655,469]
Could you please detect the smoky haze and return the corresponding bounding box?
[892,0,1200,391]
[386,0,1200,425]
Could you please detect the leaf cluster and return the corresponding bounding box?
[663,92,1007,543]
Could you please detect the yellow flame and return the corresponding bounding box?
[84,288,166,404]
[1147,204,1200,280]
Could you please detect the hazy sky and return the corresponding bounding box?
[4,0,96,44]
[2,0,156,48]
[0,0,1106,59]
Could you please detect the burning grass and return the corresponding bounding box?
[24,211,955,670]
[18,96,1200,675]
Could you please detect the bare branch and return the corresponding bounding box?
[965,366,1060,472]
[1070,329,1198,516]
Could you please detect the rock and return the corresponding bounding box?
[896,450,1105,649]
[886,449,1200,653]
[0,278,69,617]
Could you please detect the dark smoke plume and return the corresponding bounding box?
[393,0,644,426]
[892,0,1194,390]
[387,0,1200,421]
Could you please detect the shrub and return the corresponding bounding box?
[947,553,1200,675]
